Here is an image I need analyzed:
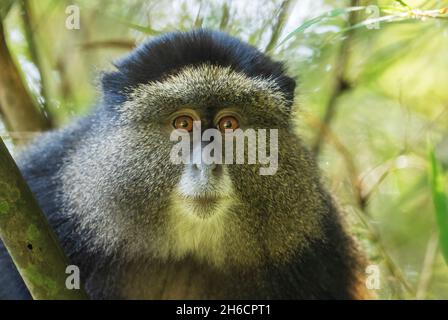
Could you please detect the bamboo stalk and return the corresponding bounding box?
[264,0,295,53]
[312,0,360,155]
[218,2,230,31]
[0,137,88,299]
[0,21,51,144]
[416,232,439,299]
[20,0,54,128]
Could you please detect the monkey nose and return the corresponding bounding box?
[194,162,215,171]
[192,162,222,178]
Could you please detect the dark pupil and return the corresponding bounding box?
[180,120,188,128]
[223,120,232,129]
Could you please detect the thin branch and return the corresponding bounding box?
[81,39,136,50]
[20,0,54,128]
[306,113,365,208]
[265,0,295,53]
[416,232,439,299]
[312,0,360,155]
[218,2,231,31]
[0,21,51,144]
[305,112,416,296]
[193,0,204,28]
[0,0,15,20]
[355,209,416,296]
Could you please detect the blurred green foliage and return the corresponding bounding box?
[1,0,448,299]
[429,145,448,264]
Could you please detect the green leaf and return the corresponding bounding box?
[276,6,366,47]
[219,2,230,31]
[114,18,161,35]
[0,0,15,20]
[395,0,411,9]
[428,145,448,264]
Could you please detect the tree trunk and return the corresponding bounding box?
[0,137,88,299]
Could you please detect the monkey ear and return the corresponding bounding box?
[100,69,131,108]
[284,76,297,104]
[277,74,296,112]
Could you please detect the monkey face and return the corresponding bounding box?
[117,64,291,219]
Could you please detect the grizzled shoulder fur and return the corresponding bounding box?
[101,29,296,107]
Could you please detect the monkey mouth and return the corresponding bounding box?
[175,193,229,219]
[189,194,220,204]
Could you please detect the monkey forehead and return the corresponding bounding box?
[120,64,291,118]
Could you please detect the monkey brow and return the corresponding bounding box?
[127,65,289,117]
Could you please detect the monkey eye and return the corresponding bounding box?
[173,115,194,132]
[217,116,239,132]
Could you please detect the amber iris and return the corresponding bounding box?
[173,115,194,132]
[218,116,239,132]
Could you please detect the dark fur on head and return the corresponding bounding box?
[102,29,296,107]
[0,30,368,299]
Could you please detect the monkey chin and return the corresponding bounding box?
[175,194,230,219]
